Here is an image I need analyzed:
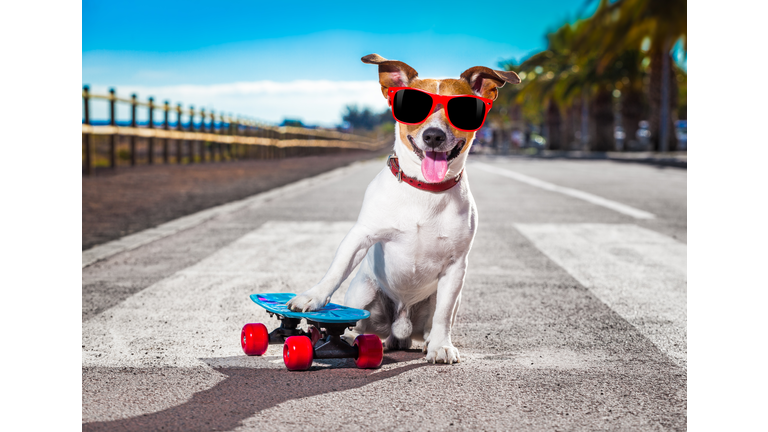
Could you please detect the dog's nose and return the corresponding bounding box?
[422,128,446,149]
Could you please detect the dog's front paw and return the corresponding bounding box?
[425,341,461,365]
[286,291,329,312]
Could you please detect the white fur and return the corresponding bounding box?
[287,87,478,365]
[398,123,470,183]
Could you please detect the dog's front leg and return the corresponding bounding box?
[286,223,379,312]
[425,259,467,364]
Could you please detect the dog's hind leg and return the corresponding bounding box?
[343,268,393,344]
[386,303,413,350]
[410,293,436,344]
[413,294,437,353]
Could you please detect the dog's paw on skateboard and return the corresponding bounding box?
[286,291,329,312]
[425,342,461,364]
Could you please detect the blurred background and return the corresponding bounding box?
[83,0,686,157]
[81,0,687,249]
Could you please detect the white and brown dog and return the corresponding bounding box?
[287,54,519,363]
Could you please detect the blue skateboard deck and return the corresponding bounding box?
[250,293,370,323]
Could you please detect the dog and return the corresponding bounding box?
[287,54,519,363]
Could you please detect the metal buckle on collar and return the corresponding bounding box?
[387,154,402,182]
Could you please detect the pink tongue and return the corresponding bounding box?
[422,151,448,183]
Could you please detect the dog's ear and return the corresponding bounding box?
[362,54,419,100]
[459,66,521,101]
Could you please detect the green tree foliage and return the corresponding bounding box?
[576,0,686,151]
[342,105,392,130]
[499,0,686,151]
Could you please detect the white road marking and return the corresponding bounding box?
[82,221,356,368]
[472,162,656,219]
[82,160,373,268]
[515,223,686,367]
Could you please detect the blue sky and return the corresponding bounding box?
[83,0,596,126]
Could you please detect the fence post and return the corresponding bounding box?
[221,112,226,161]
[242,120,246,158]
[243,120,249,159]
[148,97,155,164]
[231,117,237,160]
[219,112,224,161]
[219,113,225,161]
[83,85,93,175]
[200,108,207,162]
[163,100,170,164]
[130,94,137,166]
[215,111,220,160]
[229,113,235,160]
[222,113,228,160]
[213,111,220,161]
[220,112,225,161]
[189,106,196,163]
[223,113,228,161]
[109,88,117,169]
[176,103,183,164]
[211,109,218,162]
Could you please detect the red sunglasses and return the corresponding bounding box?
[387,87,493,132]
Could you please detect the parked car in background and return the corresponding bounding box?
[675,120,687,151]
[627,120,652,151]
[528,133,546,150]
[511,130,524,149]
[614,126,626,151]
[470,127,493,153]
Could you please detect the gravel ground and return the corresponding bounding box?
[82,150,389,250]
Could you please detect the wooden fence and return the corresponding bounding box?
[82,85,385,175]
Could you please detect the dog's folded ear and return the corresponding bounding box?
[460,67,521,101]
[362,54,419,99]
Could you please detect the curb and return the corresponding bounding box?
[534,150,687,169]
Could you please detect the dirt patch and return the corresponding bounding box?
[82,150,388,250]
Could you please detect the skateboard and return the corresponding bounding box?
[241,293,383,371]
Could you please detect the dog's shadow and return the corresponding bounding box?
[82,350,426,432]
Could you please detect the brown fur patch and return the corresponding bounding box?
[362,54,419,91]
[459,66,520,100]
[362,57,520,156]
[398,79,477,151]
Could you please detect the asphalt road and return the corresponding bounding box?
[82,154,687,431]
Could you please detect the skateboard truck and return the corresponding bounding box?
[306,320,358,360]
[264,315,306,344]
[241,293,383,371]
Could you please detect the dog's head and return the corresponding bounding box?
[362,54,520,183]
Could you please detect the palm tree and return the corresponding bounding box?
[505,20,646,152]
[500,22,589,150]
[579,0,686,151]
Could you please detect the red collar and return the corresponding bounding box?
[386,154,463,193]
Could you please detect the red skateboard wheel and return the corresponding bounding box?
[308,325,322,345]
[354,334,383,369]
[241,323,268,356]
[283,336,314,371]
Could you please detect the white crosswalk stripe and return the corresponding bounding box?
[472,162,656,219]
[83,219,687,370]
[514,223,687,367]
[82,221,356,368]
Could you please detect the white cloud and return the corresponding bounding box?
[86,80,389,127]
